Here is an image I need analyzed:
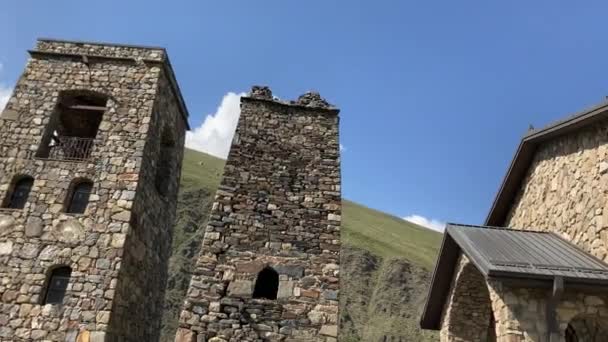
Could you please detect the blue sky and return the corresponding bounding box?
[2,1,608,231]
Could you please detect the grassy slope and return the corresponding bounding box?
[161,149,442,341]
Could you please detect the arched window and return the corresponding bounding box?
[565,324,579,342]
[252,267,279,300]
[566,315,608,342]
[2,175,33,209]
[65,179,93,214]
[43,266,71,305]
[155,126,175,196]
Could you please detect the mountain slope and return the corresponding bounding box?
[161,149,441,341]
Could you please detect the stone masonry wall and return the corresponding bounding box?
[176,86,341,342]
[505,122,608,262]
[439,254,493,342]
[487,281,608,342]
[0,39,186,341]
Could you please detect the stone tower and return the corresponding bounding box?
[0,39,188,341]
[176,86,341,342]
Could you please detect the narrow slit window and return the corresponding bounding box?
[252,267,279,300]
[3,176,33,209]
[66,180,93,214]
[44,266,71,305]
[155,126,175,196]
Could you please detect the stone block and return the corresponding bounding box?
[90,332,106,342]
[0,215,15,234]
[319,325,338,337]
[174,328,195,342]
[227,280,253,297]
[25,217,43,237]
[0,241,13,255]
[274,265,305,278]
[0,109,19,120]
[235,261,264,274]
[277,280,294,299]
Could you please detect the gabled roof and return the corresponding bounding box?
[485,101,608,226]
[420,223,608,330]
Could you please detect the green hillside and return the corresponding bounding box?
[161,148,441,341]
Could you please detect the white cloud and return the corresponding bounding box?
[0,63,12,111]
[0,85,10,111]
[403,214,446,232]
[340,144,347,152]
[185,92,246,158]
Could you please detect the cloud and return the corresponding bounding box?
[340,144,347,152]
[403,214,446,232]
[0,85,10,111]
[185,92,246,158]
[0,63,12,111]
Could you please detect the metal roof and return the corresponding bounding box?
[420,223,608,330]
[485,100,608,226]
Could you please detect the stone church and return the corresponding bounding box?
[422,103,608,341]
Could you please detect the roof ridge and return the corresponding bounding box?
[446,222,549,234]
[524,100,608,139]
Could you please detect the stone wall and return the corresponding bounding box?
[505,122,608,262]
[176,86,341,342]
[0,39,186,341]
[488,281,608,342]
[439,254,493,342]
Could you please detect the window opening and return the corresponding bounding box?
[252,267,279,300]
[2,176,33,209]
[37,91,107,161]
[43,266,71,305]
[155,126,175,196]
[65,180,93,214]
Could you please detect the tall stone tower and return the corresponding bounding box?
[0,39,188,341]
[176,86,341,342]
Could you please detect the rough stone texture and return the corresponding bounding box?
[488,281,608,342]
[439,254,493,342]
[176,86,341,341]
[0,39,187,341]
[505,122,608,262]
[439,117,608,341]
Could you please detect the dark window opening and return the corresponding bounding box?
[252,267,279,300]
[44,266,71,305]
[565,324,579,342]
[37,91,108,161]
[155,126,175,196]
[65,180,93,214]
[2,175,33,209]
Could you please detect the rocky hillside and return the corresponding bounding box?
[160,149,442,341]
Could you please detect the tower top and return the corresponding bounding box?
[30,38,190,124]
[246,85,339,113]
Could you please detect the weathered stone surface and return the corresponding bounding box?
[176,86,341,340]
[25,216,43,237]
[0,215,16,234]
[227,280,253,297]
[0,241,13,255]
[277,280,294,299]
[54,219,85,244]
[439,111,608,341]
[0,39,187,341]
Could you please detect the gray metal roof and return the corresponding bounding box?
[448,224,608,281]
[420,223,608,330]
